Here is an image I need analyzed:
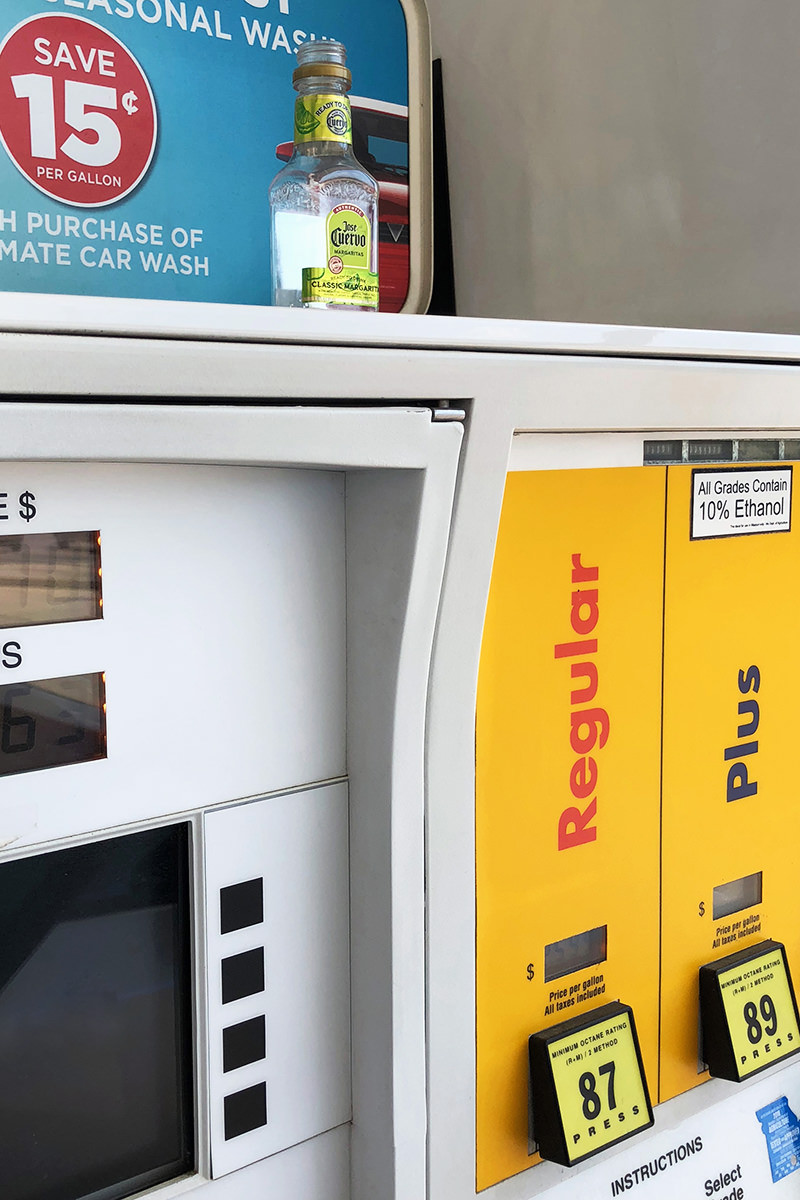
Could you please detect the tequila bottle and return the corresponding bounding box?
[269,41,380,311]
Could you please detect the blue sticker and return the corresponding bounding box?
[757,1097,800,1183]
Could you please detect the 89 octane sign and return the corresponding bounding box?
[0,14,156,207]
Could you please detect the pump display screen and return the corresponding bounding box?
[0,531,102,628]
[0,672,106,777]
[544,925,608,982]
[0,824,194,1200]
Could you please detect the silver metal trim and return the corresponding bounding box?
[400,0,434,314]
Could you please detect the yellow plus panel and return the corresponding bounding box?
[660,462,800,1101]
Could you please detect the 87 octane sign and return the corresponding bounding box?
[0,13,156,207]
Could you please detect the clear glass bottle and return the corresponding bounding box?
[269,41,379,311]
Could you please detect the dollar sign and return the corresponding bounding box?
[18,492,36,522]
[699,901,705,917]
[527,963,535,981]
[122,90,138,115]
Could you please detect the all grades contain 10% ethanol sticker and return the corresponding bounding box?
[691,467,792,540]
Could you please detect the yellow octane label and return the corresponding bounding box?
[294,94,352,144]
[302,267,378,308]
[548,1010,651,1163]
[718,948,800,1078]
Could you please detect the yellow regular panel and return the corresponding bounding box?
[476,467,665,1190]
[660,463,800,1102]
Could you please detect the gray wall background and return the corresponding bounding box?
[426,0,800,331]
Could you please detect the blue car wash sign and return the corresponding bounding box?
[0,0,411,306]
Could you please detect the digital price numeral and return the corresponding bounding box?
[0,14,157,206]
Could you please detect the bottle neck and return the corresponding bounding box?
[293,84,353,151]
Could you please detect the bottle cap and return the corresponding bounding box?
[293,40,352,88]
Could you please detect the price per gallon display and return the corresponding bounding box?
[701,942,800,1081]
[529,1001,653,1166]
[0,13,157,207]
[0,530,102,628]
[0,671,106,777]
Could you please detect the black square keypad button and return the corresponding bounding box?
[220,878,264,935]
[221,948,264,1004]
[223,1015,266,1073]
[224,1082,267,1140]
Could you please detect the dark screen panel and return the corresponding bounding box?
[0,825,194,1200]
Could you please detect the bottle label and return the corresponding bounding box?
[302,202,379,308]
[294,94,352,144]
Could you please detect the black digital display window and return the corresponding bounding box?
[0,672,106,777]
[0,824,194,1200]
[545,925,608,982]
[713,871,763,920]
[0,530,102,628]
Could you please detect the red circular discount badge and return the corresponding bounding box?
[0,14,157,207]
